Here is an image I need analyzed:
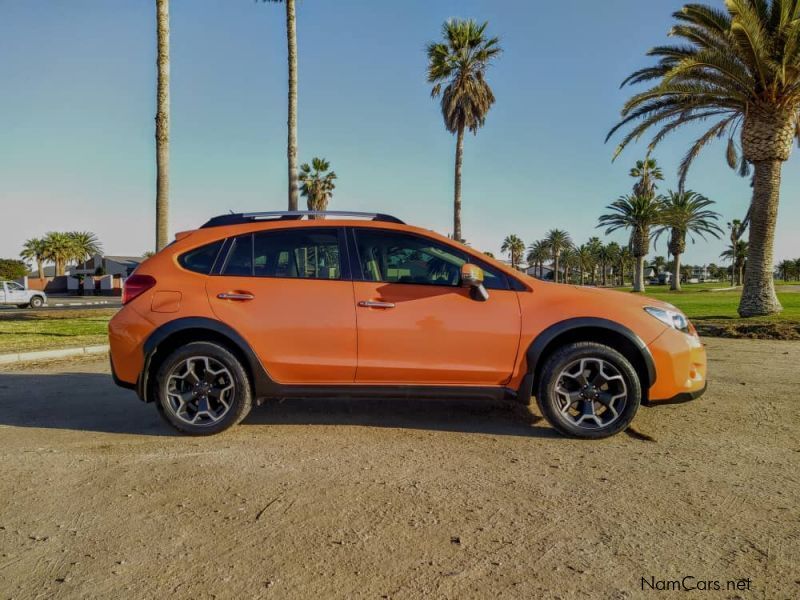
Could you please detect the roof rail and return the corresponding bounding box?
[200,210,404,228]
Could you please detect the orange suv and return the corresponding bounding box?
[109,211,707,438]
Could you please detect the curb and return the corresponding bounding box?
[0,345,109,366]
[51,301,113,307]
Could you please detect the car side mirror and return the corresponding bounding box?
[460,263,489,301]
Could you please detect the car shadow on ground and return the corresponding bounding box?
[0,371,559,439]
[244,397,560,439]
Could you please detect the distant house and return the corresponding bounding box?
[72,254,144,277]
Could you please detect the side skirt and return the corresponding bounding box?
[255,384,517,403]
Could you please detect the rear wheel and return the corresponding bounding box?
[154,341,252,435]
[536,342,641,439]
[29,296,44,308]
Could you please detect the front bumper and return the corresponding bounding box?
[646,328,707,404]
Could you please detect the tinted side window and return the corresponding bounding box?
[179,240,223,274]
[222,235,254,276]
[253,229,341,280]
[353,229,508,289]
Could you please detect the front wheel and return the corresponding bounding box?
[154,341,252,435]
[29,296,44,308]
[536,342,641,439]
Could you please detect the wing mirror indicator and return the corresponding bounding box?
[460,263,489,301]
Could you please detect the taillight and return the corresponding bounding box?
[122,274,156,305]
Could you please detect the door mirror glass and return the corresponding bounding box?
[460,263,489,301]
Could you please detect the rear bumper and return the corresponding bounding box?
[109,352,136,391]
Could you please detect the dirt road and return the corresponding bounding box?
[1,338,798,599]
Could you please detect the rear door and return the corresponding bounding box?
[205,227,357,384]
[349,228,522,385]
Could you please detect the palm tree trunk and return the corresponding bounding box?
[453,124,464,242]
[554,255,560,283]
[671,253,681,291]
[285,0,299,211]
[601,262,607,286]
[37,260,44,280]
[633,257,645,292]
[155,0,170,252]
[739,160,783,316]
[580,268,585,285]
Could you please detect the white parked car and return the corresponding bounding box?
[0,281,47,308]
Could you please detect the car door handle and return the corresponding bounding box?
[217,292,255,301]
[358,300,396,309]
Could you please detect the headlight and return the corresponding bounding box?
[644,306,690,333]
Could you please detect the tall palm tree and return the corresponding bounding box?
[67,231,103,265]
[501,234,525,270]
[262,0,300,210]
[298,158,336,215]
[599,194,665,292]
[155,0,170,251]
[608,0,800,317]
[722,240,749,287]
[20,238,47,279]
[575,244,595,285]
[427,19,501,242]
[655,190,723,291]
[526,240,549,278]
[629,157,664,197]
[544,229,572,284]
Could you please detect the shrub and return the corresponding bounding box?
[0,259,28,280]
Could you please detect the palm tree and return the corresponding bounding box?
[655,191,723,291]
[575,244,595,285]
[604,242,622,286]
[608,0,800,317]
[155,0,170,251]
[585,237,603,284]
[42,232,74,276]
[526,240,549,279]
[262,0,299,210]
[722,240,749,287]
[629,157,663,197]
[544,229,572,284]
[596,244,618,287]
[427,19,501,242]
[67,232,102,265]
[298,158,336,215]
[598,194,665,293]
[560,246,577,284]
[776,259,794,281]
[617,246,634,286]
[501,235,525,270]
[20,238,47,279]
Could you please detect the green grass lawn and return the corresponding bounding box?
[0,309,115,353]
[629,286,800,322]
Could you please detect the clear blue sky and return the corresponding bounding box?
[1,0,798,265]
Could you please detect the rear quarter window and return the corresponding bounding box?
[178,240,223,274]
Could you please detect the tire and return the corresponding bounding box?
[154,341,252,435]
[29,296,44,308]
[535,342,641,439]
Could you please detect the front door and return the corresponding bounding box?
[350,228,521,386]
[205,227,357,384]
